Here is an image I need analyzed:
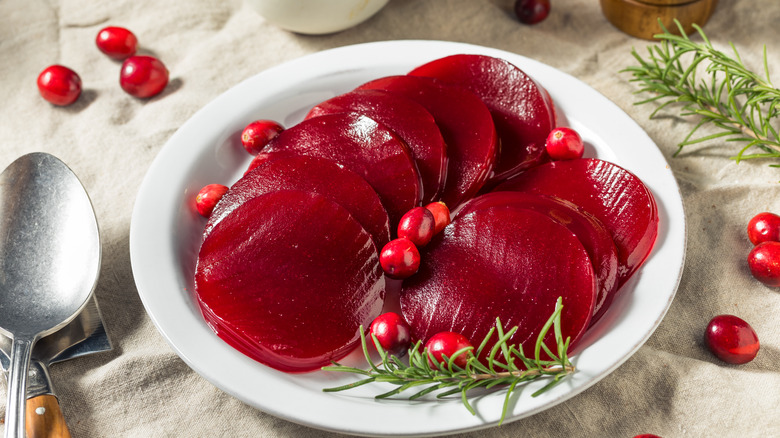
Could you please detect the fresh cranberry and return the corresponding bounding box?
[425,332,473,369]
[546,127,584,160]
[368,312,412,356]
[424,202,451,235]
[241,120,284,155]
[633,435,662,438]
[37,65,81,106]
[747,212,780,245]
[120,55,169,98]
[96,26,138,60]
[196,184,228,217]
[748,241,780,287]
[379,238,420,279]
[397,207,435,247]
[514,0,551,25]
[704,315,760,364]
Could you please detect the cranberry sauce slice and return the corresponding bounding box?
[357,75,497,209]
[305,89,447,204]
[205,154,391,250]
[195,190,385,373]
[409,54,554,185]
[455,191,618,326]
[260,112,420,227]
[401,207,595,361]
[494,158,659,286]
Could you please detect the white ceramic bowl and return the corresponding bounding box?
[130,41,686,437]
[245,0,390,34]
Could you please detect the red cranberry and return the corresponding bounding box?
[704,315,759,364]
[196,184,228,217]
[747,212,780,245]
[633,435,662,438]
[424,202,451,235]
[514,0,551,25]
[368,312,412,357]
[379,238,420,279]
[120,55,169,98]
[425,332,473,369]
[96,26,138,60]
[397,207,435,247]
[241,120,284,155]
[546,127,584,160]
[748,241,780,287]
[37,65,81,106]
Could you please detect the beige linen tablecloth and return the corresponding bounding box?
[1,0,779,436]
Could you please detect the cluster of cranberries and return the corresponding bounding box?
[36,26,169,106]
[699,212,777,366]
[746,212,780,287]
[380,202,450,279]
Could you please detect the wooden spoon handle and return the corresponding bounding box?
[25,394,72,438]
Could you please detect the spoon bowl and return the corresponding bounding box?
[0,153,100,437]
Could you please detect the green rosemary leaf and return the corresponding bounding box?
[321,364,374,376]
[409,382,453,400]
[322,377,377,392]
[624,19,780,166]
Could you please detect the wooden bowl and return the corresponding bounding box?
[600,0,718,40]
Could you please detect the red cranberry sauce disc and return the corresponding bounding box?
[357,75,497,210]
[401,207,596,362]
[306,89,448,204]
[260,112,420,226]
[455,191,618,326]
[494,158,659,286]
[205,154,391,250]
[409,54,554,185]
[195,190,385,373]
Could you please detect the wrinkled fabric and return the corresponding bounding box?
[1,0,779,436]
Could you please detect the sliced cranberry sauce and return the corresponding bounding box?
[261,112,420,226]
[205,154,391,250]
[357,75,497,209]
[494,158,659,286]
[306,89,447,204]
[401,207,595,361]
[455,191,618,326]
[409,54,554,185]
[195,190,385,373]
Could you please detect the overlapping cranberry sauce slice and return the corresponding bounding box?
[205,154,390,250]
[195,190,385,373]
[260,112,420,226]
[305,89,447,204]
[401,207,596,361]
[409,54,555,185]
[357,75,497,209]
[455,191,618,326]
[494,158,659,286]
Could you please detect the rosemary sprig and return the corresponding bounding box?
[322,297,575,425]
[622,20,780,166]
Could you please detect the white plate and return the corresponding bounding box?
[129,40,686,437]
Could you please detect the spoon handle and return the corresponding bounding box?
[25,395,72,438]
[5,338,33,438]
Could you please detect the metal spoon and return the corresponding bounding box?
[0,153,100,437]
